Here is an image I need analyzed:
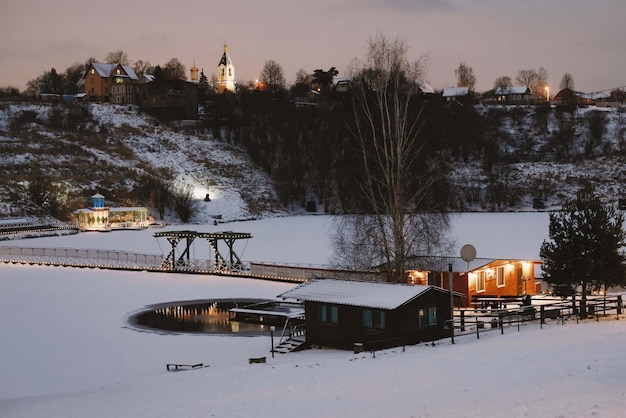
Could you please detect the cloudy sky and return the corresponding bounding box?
[1,0,625,93]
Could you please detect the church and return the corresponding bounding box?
[190,44,236,93]
[217,44,236,92]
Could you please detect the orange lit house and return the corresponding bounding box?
[81,63,139,103]
[405,257,541,307]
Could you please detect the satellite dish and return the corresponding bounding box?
[460,244,477,263]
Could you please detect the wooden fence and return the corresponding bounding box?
[453,295,623,339]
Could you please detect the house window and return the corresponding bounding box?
[496,266,505,287]
[90,68,95,74]
[128,95,131,102]
[363,309,386,330]
[419,307,437,328]
[319,304,338,324]
[477,271,486,292]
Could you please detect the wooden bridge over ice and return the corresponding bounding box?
[0,230,347,282]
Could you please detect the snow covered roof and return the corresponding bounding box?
[109,207,147,212]
[442,87,470,97]
[580,91,611,100]
[494,86,530,95]
[278,278,441,310]
[406,256,496,273]
[89,63,138,80]
[418,82,435,94]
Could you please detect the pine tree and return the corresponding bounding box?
[540,183,626,317]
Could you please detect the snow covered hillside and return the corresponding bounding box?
[449,104,626,211]
[0,102,284,223]
[1,101,625,223]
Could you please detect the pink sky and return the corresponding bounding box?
[1,0,625,94]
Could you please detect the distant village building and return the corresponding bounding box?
[80,63,139,104]
[442,86,473,106]
[73,193,149,232]
[486,86,537,105]
[137,78,199,120]
[217,44,236,93]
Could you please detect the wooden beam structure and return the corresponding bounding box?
[153,230,252,273]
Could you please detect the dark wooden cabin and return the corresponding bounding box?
[278,278,453,350]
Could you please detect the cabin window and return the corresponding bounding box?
[363,309,386,330]
[477,271,486,292]
[419,307,437,328]
[496,266,505,287]
[319,304,338,324]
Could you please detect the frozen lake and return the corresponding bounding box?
[21,212,550,265]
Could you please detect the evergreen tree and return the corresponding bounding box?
[540,183,626,317]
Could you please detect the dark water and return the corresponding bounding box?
[131,298,273,335]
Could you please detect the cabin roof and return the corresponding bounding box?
[278,278,444,310]
[406,256,496,273]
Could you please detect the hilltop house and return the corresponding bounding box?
[485,86,537,105]
[442,87,473,106]
[80,63,139,104]
[137,78,199,120]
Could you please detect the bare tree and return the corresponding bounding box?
[104,50,130,65]
[163,58,187,80]
[516,67,548,94]
[291,68,312,96]
[334,34,451,282]
[133,60,154,79]
[493,76,513,89]
[454,62,476,90]
[295,68,310,85]
[559,72,575,90]
[259,59,286,93]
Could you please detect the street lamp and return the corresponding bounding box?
[270,326,276,358]
[544,86,550,102]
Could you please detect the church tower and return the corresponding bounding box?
[190,61,199,83]
[217,43,235,93]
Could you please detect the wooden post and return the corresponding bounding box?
[476,317,480,339]
[460,310,465,331]
[448,263,455,345]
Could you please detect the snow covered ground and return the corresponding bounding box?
[1,213,626,417]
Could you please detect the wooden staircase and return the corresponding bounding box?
[271,317,307,354]
[272,335,307,354]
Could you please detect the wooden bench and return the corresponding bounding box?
[166,363,204,371]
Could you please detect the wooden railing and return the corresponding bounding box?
[455,295,623,339]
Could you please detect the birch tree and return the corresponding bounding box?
[333,34,451,282]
